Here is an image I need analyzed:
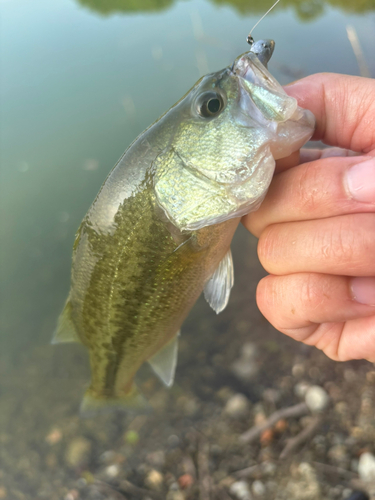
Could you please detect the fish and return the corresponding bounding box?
[54,39,315,414]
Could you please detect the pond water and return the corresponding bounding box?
[1,0,375,498]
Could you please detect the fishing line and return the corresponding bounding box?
[247,0,281,45]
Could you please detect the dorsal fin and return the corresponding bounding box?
[148,333,179,387]
[52,299,81,344]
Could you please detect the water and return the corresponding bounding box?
[1,0,375,498]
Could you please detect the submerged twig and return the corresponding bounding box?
[279,416,322,459]
[312,461,358,479]
[118,479,163,500]
[234,463,263,479]
[346,25,370,78]
[198,436,212,500]
[94,481,129,499]
[239,402,309,444]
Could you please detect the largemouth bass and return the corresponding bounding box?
[54,40,315,414]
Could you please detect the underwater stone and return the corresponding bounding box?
[229,481,253,500]
[358,452,375,482]
[65,437,91,468]
[305,385,330,412]
[224,394,250,419]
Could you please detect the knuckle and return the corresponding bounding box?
[296,161,329,214]
[257,226,278,270]
[300,273,323,311]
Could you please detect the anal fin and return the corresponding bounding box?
[148,333,179,387]
[52,299,81,344]
[204,248,234,314]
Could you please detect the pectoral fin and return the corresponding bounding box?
[148,333,179,387]
[204,249,234,314]
[52,299,81,344]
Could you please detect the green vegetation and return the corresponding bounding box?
[76,0,375,18]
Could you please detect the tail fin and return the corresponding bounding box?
[80,385,151,417]
[52,298,81,345]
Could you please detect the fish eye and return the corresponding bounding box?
[197,92,225,118]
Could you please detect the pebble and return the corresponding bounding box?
[294,381,311,398]
[65,437,92,468]
[292,363,305,378]
[166,492,185,500]
[252,480,266,497]
[286,462,321,500]
[104,464,120,478]
[263,388,281,404]
[262,461,276,476]
[358,452,375,482]
[146,450,166,468]
[328,444,349,468]
[224,394,250,419]
[231,343,259,382]
[178,474,194,489]
[167,434,180,447]
[229,481,253,500]
[305,385,330,412]
[45,427,63,445]
[145,469,164,491]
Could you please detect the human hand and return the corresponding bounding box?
[242,73,375,362]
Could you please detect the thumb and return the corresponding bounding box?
[285,73,375,154]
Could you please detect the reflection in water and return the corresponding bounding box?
[77,0,375,19]
[77,0,173,14]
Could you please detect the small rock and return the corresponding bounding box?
[229,480,253,500]
[45,428,63,445]
[65,437,91,468]
[305,385,330,412]
[292,363,305,378]
[224,394,250,419]
[145,469,164,491]
[167,434,180,447]
[286,462,321,500]
[260,429,274,446]
[231,343,259,382]
[146,450,166,468]
[104,464,120,479]
[99,450,117,464]
[294,381,311,398]
[241,342,258,359]
[166,492,185,500]
[178,474,194,490]
[262,461,276,476]
[252,480,266,497]
[263,388,281,404]
[64,490,79,500]
[358,452,375,482]
[328,445,349,468]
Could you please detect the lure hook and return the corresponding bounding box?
[246,0,281,46]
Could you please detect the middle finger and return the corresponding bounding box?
[258,213,375,276]
[244,155,375,237]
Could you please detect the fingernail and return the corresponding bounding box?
[346,157,375,203]
[351,277,375,306]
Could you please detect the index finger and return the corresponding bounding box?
[285,73,375,154]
